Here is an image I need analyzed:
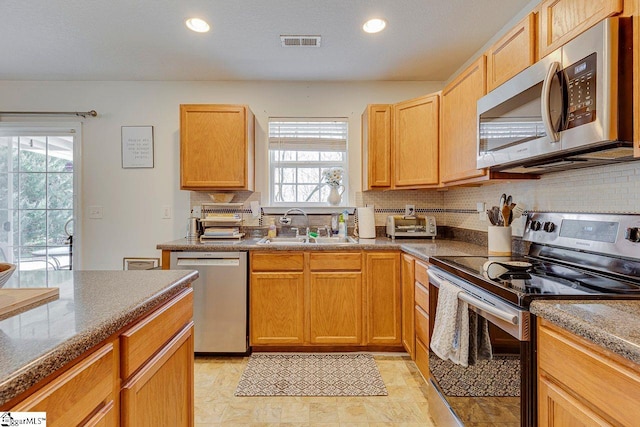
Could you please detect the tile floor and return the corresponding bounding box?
[194,354,437,426]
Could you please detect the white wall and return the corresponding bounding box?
[0,80,442,269]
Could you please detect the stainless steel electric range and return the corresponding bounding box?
[426,212,640,427]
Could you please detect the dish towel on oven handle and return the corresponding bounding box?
[430,279,470,367]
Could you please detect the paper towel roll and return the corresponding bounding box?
[357,206,376,239]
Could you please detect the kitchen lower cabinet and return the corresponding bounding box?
[414,260,430,379]
[365,252,401,345]
[401,254,415,358]
[250,272,305,345]
[11,342,118,427]
[537,318,640,426]
[9,287,195,426]
[309,272,362,344]
[121,323,194,427]
[249,250,402,349]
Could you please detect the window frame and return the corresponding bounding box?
[268,118,348,207]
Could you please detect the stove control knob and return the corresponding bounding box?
[530,220,542,231]
[625,227,640,243]
[543,222,556,233]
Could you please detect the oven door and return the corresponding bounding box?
[427,267,533,427]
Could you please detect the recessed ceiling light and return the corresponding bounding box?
[363,18,387,34]
[185,18,210,33]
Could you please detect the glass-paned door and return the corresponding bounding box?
[0,130,75,280]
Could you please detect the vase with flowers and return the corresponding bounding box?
[322,167,345,206]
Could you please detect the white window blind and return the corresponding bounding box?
[268,118,348,205]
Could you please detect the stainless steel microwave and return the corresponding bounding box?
[477,17,634,173]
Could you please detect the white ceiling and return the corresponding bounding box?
[1,0,531,81]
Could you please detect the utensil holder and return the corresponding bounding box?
[488,226,512,256]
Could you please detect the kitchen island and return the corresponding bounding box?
[0,269,198,425]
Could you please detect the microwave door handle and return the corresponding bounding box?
[427,270,518,325]
[541,61,561,142]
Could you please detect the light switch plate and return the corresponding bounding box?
[88,206,103,219]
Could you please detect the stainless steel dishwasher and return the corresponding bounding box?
[170,251,248,354]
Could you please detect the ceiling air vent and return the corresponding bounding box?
[280,35,322,48]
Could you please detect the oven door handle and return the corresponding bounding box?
[428,270,519,326]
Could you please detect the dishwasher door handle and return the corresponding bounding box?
[176,258,240,267]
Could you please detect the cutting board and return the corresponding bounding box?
[0,288,60,320]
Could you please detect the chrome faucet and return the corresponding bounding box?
[280,208,310,238]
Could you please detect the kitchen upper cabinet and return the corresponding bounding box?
[537,318,640,426]
[362,104,393,189]
[180,104,255,191]
[393,94,440,187]
[401,254,415,359]
[538,0,623,58]
[486,13,537,92]
[440,56,488,184]
[250,252,305,345]
[365,252,401,345]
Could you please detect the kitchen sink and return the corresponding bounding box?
[256,236,359,245]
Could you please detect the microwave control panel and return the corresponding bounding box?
[564,53,597,129]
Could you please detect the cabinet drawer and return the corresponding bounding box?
[12,343,115,426]
[415,305,429,347]
[251,252,304,271]
[538,320,640,427]
[121,288,193,379]
[415,337,430,380]
[309,252,361,271]
[415,282,429,313]
[415,260,429,285]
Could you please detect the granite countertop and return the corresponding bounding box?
[157,237,488,262]
[0,269,198,407]
[531,300,640,365]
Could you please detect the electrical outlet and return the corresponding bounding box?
[192,206,202,218]
[162,206,172,219]
[88,206,103,219]
[477,202,486,221]
[405,204,415,217]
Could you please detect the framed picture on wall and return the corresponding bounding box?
[121,125,154,168]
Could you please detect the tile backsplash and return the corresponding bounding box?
[190,161,639,233]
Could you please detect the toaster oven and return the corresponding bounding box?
[386,215,436,240]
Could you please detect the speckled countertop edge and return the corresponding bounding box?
[0,271,198,407]
[157,237,488,262]
[531,300,640,365]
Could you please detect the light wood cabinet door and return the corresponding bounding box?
[365,252,401,345]
[250,272,305,345]
[309,272,362,344]
[400,254,415,358]
[440,56,487,184]
[486,13,537,92]
[538,0,623,58]
[362,104,392,189]
[180,104,255,190]
[538,375,610,426]
[12,343,117,427]
[537,319,640,426]
[393,94,439,187]
[121,323,194,427]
